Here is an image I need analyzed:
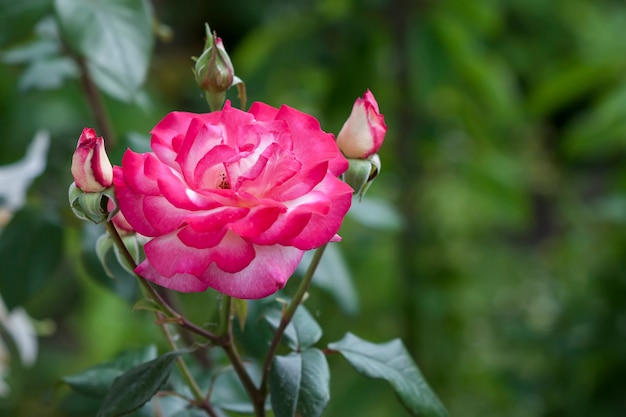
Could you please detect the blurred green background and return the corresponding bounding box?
[2,0,626,416]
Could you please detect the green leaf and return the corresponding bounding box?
[62,345,157,398]
[96,350,180,417]
[269,349,330,417]
[96,232,115,278]
[328,333,448,417]
[18,56,78,90]
[0,207,63,309]
[132,298,167,315]
[210,362,264,414]
[265,304,322,350]
[81,223,140,302]
[348,196,404,231]
[53,0,154,102]
[298,244,358,315]
[0,0,52,46]
[232,297,248,331]
[172,410,212,417]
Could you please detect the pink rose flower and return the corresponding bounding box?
[336,90,387,159]
[107,198,135,235]
[71,128,113,192]
[114,101,353,299]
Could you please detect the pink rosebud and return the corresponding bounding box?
[336,89,387,159]
[114,101,353,299]
[71,128,113,192]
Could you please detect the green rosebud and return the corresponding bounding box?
[193,24,235,111]
[343,153,381,200]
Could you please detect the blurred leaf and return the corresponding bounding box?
[0,0,52,46]
[82,223,139,302]
[298,244,358,315]
[18,56,78,90]
[348,196,403,231]
[527,62,616,117]
[172,410,212,417]
[269,349,330,417]
[328,333,448,417]
[132,298,167,315]
[0,130,49,210]
[95,232,115,278]
[0,207,63,309]
[265,304,322,351]
[96,350,180,417]
[1,38,58,64]
[53,0,154,102]
[563,81,626,158]
[232,297,248,331]
[62,345,157,398]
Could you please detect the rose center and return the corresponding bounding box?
[217,172,231,189]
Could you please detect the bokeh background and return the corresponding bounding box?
[2,0,626,416]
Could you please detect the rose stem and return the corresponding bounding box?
[258,243,329,400]
[74,55,117,149]
[218,296,266,417]
[103,219,212,413]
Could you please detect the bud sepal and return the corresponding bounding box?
[69,183,118,224]
[343,153,381,200]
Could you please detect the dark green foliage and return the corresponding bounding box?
[2,0,626,416]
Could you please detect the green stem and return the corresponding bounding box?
[221,337,265,417]
[105,219,262,415]
[217,295,232,337]
[103,220,214,414]
[259,243,328,398]
[159,317,206,402]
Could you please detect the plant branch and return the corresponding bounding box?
[259,243,328,398]
[75,56,117,149]
[104,217,263,415]
[103,219,222,344]
[103,220,216,415]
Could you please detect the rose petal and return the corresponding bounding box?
[202,244,304,298]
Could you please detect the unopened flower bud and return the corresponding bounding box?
[193,24,235,111]
[336,90,387,159]
[71,128,113,192]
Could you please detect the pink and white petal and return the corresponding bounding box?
[177,226,227,249]
[250,210,312,246]
[141,195,193,234]
[184,206,249,235]
[193,145,238,190]
[157,174,222,211]
[247,101,280,123]
[216,102,256,147]
[265,161,327,202]
[136,261,209,292]
[143,232,213,277]
[209,231,256,273]
[114,182,158,236]
[286,177,352,250]
[274,105,347,175]
[251,120,292,151]
[119,151,161,196]
[229,205,283,238]
[201,244,304,299]
[151,112,201,166]
[177,122,225,183]
[235,144,301,196]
